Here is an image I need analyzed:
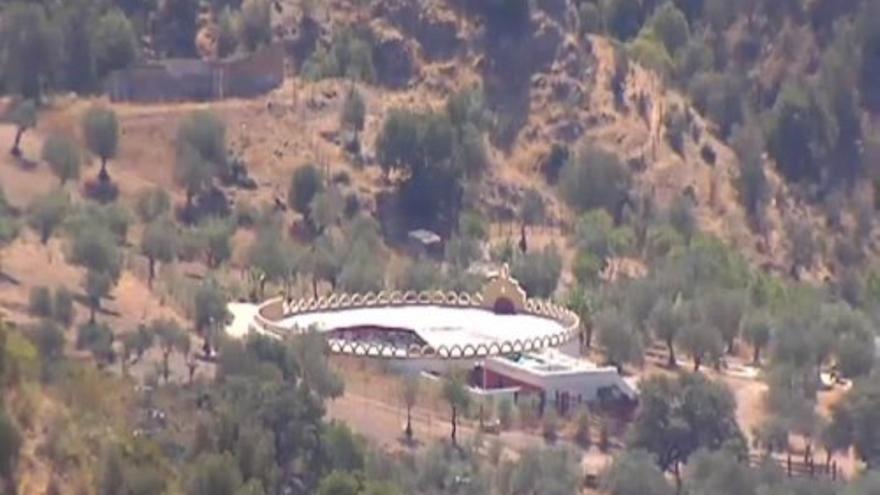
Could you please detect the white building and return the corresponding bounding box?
[477,349,638,414]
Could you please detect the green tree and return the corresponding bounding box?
[701,289,745,354]
[76,321,115,364]
[559,144,632,216]
[603,0,645,40]
[188,453,243,495]
[30,317,65,363]
[827,379,880,467]
[732,123,769,229]
[135,187,172,223]
[28,286,52,318]
[0,411,22,490]
[668,195,696,245]
[0,192,19,273]
[175,110,228,210]
[42,133,81,185]
[217,7,239,58]
[141,218,178,287]
[53,287,75,328]
[596,309,643,372]
[288,165,324,220]
[68,226,121,322]
[239,0,271,52]
[152,317,187,383]
[511,246,562,298]
[155,0,199,57]
[337,242,385,293]
[94,8,138,76]
[340,86,366,136]
[860,10,880,113]
[401,375,419,441]
[58,0,98,93]
[309,187,344,235]
[646,2,690,56]
[503,448,579,495]
[399,260,442,292]
[175,146,214,211]
[293,331,344,399]
[628,373,746,485]
[0,3,59,102]
[765,82,837,183]
[82,105,120,182]
[688,71,744,138]
[442,371,470,446]
[520,188,545,245]
[742,312,772,365]
[27,189,70,244]
[194,277,228,353]
[199,217,234,268]
[677,317,723,372]
[684,449,758,495]
[247,226,296,298]
[316,471,358,495]
[604,449,673,495]
[7,99,37,157]
[649,298,684,367]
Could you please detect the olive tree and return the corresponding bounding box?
[559,144,632,216]
[41,133,81,185]
[742,312,772,365]
[81,105,120,182]
[0,2,59,102]
[68,226,121,323]
[604,449,673,495]
[7,100,37,158]
[140,218,178,287]
[27,190,70,244]
[649,298,684,367]
[340,86,366,137]
[288,165,324,221]
[401,375,420,442]
[194,277,228,355]
[152,317,188,383]
[442,370,470,446]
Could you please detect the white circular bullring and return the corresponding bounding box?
[247,265,580,360]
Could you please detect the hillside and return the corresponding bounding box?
[3,0,880,494]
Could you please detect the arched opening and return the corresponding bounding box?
[493,297,516,315]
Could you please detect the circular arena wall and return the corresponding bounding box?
[250,269,580,360]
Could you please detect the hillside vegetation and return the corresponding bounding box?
[2,0,880,494]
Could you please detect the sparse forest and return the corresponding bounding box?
[2,0,880,494]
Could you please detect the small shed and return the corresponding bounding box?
[407,229,443,259]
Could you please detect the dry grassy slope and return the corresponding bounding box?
[0,0,855,334]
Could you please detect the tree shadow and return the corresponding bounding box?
[13,155,39,171]
[0,271,21,286]
[84,178,120,203]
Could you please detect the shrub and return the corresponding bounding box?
[664,105,688,154]
[575,409,591,447]
[53,288,75,328]
[497,397,514,429]
[542,409,559,442]
[559,144,631,215]
[28,286,53,318]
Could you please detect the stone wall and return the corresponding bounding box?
[107,44,285,103]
